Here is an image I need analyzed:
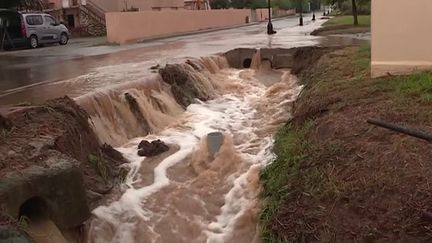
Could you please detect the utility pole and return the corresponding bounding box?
[267,0,276,35]
[299,0,303,26]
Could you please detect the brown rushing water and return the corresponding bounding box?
[72,54,303,243]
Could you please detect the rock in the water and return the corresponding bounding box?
[138,140,151,150]
[101,143,126,166]
[137,140,169,157]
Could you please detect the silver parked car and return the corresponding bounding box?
[0,10,70,50]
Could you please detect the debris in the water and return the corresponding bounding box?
[207,132,224,160]
[137,139,169,157]
[150,64,160,70]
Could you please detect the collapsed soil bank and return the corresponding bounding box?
[261,45,432,242]
[0,98,127,225]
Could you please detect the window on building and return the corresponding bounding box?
[25,15,43,26]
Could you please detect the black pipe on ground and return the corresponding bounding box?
[367,119,432,142]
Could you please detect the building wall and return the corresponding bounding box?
[87,0,184,12]
[47,0,184,12]
[372,0,432,77]
[46,0,62,9]
[130,0,184,10]
[46,0,86,9]
[106,9,251,44]
[255,8,271,22]
[254,8,296,22]
[184,0,210,10]
[89,0,120,11]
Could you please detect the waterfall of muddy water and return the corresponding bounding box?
[84,54,302,243]
[75,56,228,146]
[250,50,261,70]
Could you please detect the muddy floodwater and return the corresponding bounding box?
[72,55,302,243]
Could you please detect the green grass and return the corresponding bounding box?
[260,45,432,242]
[392,72,432,102]
[323,15,370,27]
[369,71,432,104]
[260,123,313,242]
[88,153,110,182]
[354,43,372,76]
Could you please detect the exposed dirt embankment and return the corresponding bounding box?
[159,63,211,108]
[261,45,432,242]
[0,97,127,207]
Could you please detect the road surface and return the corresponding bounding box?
[0,14,361,105]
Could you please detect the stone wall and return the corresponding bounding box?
[79,6,107,36]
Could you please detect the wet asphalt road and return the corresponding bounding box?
[0,14,362,105]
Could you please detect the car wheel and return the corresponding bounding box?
[59,33,69,45]
[29,35,38,49]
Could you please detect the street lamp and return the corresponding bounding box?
[267,0,276,34]
[311,1,315,21]
[299,0,303,26]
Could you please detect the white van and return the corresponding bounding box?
[0,9,70,50]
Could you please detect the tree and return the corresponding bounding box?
[273,0,293,10]
[0,0,22,9]
[231,0,266,9]
[251,0,267,9]
[324,0,368,26]
[230,0,247,9]
[0,0,47,10]
[351,0,358,25]
[310,0,321,11]
[210,0,231,9]
[293,0,309,13]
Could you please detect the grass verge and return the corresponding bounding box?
[261,123,313,242]
[260,44,432,242]
[311,15,370,36]
[323,15,371,27]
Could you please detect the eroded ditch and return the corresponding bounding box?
[0,46,330,243]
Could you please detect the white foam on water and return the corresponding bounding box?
[205,137,275,243]
[90,69,301,243]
